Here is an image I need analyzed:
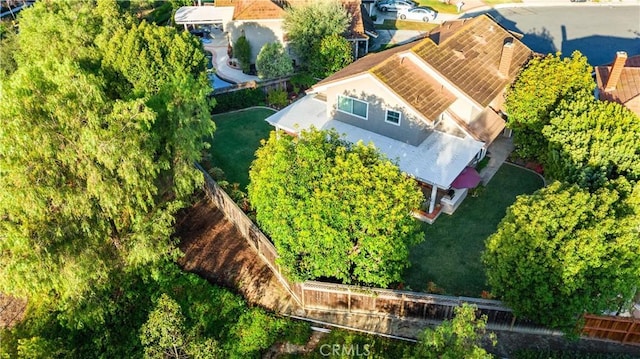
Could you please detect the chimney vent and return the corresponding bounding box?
[605,51,628,92]
[498,40,514,77]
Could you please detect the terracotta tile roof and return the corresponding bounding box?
[595,55,640,105]
[372,57,457,121]
[218,0,368,40]
[412,15,532,107]
[343,0,367,39]
[215,0,285,20]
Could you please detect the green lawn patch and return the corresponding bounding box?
[375,19,439,31]
[416,0,458,13]
[483,0,522,5]
[404,163,544,296]
[209,108,275,190]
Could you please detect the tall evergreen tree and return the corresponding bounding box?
[504,52,594,160]
[0,0,213,315]
[543,94,640,189]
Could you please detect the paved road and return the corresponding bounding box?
[467,6,640,65]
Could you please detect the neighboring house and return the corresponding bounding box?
[595,51,640,117]
[266,15,533,219]
[174,0,377,64]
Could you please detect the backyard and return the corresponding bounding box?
[208,108,545,298]
[208,108,275,190]
[404,163,545,296]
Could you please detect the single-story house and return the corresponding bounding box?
[266,15,533,220]
[174,0,377,64]
[595,51,640,117]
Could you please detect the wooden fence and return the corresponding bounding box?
[197,167,551,334]
[212,75,290,95]
[198,164,304,306]
[582,314,640,346]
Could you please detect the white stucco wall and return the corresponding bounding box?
[226,19,291,64]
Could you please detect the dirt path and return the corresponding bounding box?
[175,199,300,314]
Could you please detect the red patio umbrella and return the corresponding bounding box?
[451,166,482,189]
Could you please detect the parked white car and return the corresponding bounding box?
[397,7,437,22]
[377,0,416,12]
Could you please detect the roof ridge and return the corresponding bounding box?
[368,48,410,74]
[435,16,483,47]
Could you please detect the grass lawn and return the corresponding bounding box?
[415,0,458,13]
[404,163,544,296]
[375,19,439,31]
[483,0,521,4]
[209,108,275,190]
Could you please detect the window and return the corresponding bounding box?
[337,95,368,119]
[385,109,401,125]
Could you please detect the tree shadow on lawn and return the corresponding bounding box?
[403,163,544,297]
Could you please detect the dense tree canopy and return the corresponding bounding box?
[248,128,424,287]
[283,0,351,66]
[543,95,640,189]
[140,294,223,359]
[0,261,310,358]
[483,181,640,330]
[408,304,496,359]
[256,42,294,79]
[504,52,594,160]
[0,0,213,314]
[309,34,354,78]
[0,2,317,358]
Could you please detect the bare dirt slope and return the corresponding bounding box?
[175,198,300,314]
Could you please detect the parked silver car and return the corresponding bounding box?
[397,6,437,22]
[376,0,416,12]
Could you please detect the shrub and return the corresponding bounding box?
[256,42,294,79]
[266,89,288,108]
[233,35,251,74]
[211,88,265,114]
[290,72,317,91]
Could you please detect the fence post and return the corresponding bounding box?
[622,321,636,344]
[348,288,352,313]
[400,294,406,317]
[372,295,377,313]
[301,282,305,308]
[510,315,516,330]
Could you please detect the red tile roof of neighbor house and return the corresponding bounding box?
[596,54,640,106]
[313,15,533,144]
[216,0,368,39]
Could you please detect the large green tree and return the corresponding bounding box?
[248,129,424,287]
[140,293,223,359]
[543,95,640,189]
[0,0,213,315]
[283,0,351,65]
[483,181,640,330]
[504,52,594,160]
[407,304,496,359]
[309,34,354,78]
